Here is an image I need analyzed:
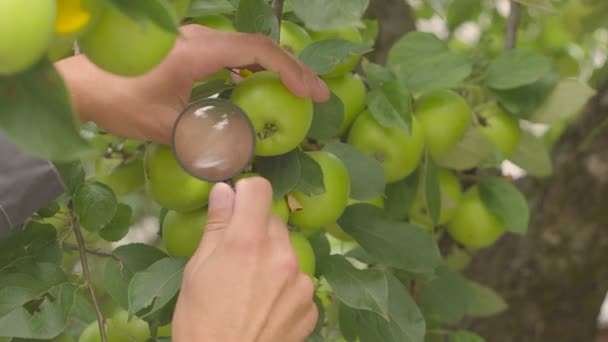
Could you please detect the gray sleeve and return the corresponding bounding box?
[0,131,66,237]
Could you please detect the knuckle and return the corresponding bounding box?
[299,275,316,299]
[276,249,299,274]
[251,33,274,47]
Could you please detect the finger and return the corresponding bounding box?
[191,182,235,262]
[268,215,290,243]
[180,25,330,102]
[225,177,273,243]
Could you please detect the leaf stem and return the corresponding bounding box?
[68,201,107,342]
[503,0,521,51]
[273,0,285,40]
[62,242,117,259]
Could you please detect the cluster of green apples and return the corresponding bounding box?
[0,0,190,77]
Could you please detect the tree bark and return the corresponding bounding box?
[364,0,416,65]
[461,80,608,341]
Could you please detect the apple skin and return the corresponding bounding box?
[279,20,313,55]
[145,144,214,213]
[408,169,462,227]
[230,71,313,156]
[79,2,176,76]
[192,14,236,32]
[289,231,316,277]
[347,110,425,183]
[446,186,505,250]
[415,90,472,159]
[309,26,363,78]
[0,0,56,76]
[78,310,150,342]
[477,103,521,158]
[325,196,384,241]
[323,73,367,136]
[162,209,208,258]
[289,151,351,235]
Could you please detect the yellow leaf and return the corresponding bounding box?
[55,0,91,34]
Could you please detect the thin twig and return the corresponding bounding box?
[272,0,285,40]
[62,242,118,259]
[68,201,107,342]
[504,0,521,51]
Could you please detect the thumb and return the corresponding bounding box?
[192,182,235,261]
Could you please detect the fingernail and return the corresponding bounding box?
[208,182,234,210]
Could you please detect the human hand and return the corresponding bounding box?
[172,177,318,342]
[56,24,330,144]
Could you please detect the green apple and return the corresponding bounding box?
[289,151,350,235]
[347,110,425,183]
[324,73,367,135]
[163,209,208,257]
[325,196,384,241]
[447,186,505,250]
[234,172,290,222]
[97,158,145,197]
[78,310,150,342]
[310,26,363,78]
[158,324,172,337]
[0,0,56,75]
[289,231,316,277]
[477,103,521,158]
[145,144,214,212]
[409,169,462,227]
[415,90,472,159]
[279,20,312,55]
[193,14,236,31]
[80,2,176,76]
[230,71,313,156]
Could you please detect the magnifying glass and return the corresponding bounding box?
[171,97,256,183]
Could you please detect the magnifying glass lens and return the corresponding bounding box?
[172,98,255,182]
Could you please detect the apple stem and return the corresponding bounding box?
[272,0,285,39]
[68,201,108,342]
[503,0,521,51]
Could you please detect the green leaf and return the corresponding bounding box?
[307,92,344,140]
[319,255,390,320]
[54,161,85,195]
[291,0,369,31]
[103,243,168,309]
[0,263,67,317]
[255,150,301,200]
[188,0,235,17]
[528,78,596,124]
[73,182,118,232]
[235,0,278,40]
[0,222,61,268]
[62,289,97,341]
[128,257,188,317]
[492,70,558,118]
[509,130,553,177]
[299,39,373,75]
[99,203,133,242]
[450,330,485,342]
[360,19,379,48]
[424,157,441,226]
[465,281,507,317]
[367,81,412,134]
[0,60,89,162]
[384,171,419,221]
[339,302,359,341]
[362,61,396,90]
[295,150,325,196]
[323,143,385,201]
[447,0,482,30]
[485,49,553,90]
[107,0,179,34]
[387,32,472,93]
[0,283,79,339]
[189,79,235,102]
[478,177,529,235]
[419,265,476,324]
[434,126,494,170]
[339,274,426,342]
[338,204,442,274]
[309,234,330,277]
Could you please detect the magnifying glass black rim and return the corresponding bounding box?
[170,97,256,183]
